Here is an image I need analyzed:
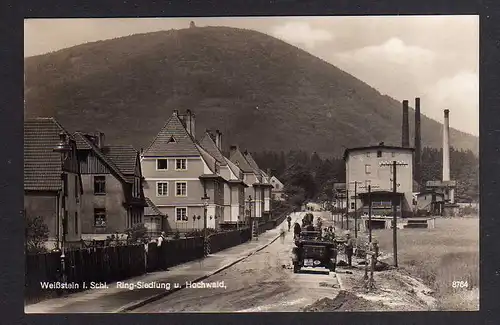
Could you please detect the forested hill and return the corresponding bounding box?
[24,26,478,157]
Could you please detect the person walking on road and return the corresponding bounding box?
[344,233,354,267]
[287,215,292,231]
[293,222,301,240]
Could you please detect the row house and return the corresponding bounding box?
[200,130,247,228]
[141,110,226,232]
[24,118,83,250]
[73,132,147,242]
[228,146,273,222]
[270,176,285,201]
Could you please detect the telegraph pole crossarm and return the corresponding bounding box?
[379,160,408,268]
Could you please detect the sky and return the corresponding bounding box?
[24,16,479,136]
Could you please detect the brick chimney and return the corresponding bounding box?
[414,97,422,188]
[215,129,222,150]
[402,100,410,148]
[91,131,105,149]
[230,145,239,157]
[443,109,450,182]
[186,109,195,139]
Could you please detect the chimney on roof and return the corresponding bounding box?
[185,109,195,139]
[402,100,410,148]
[173,110,178,117]
[415,97,422,189]
[230,145,239,156]
[267,168,272,177]
[94,131,105,149]
[215,129,222,150]
[443,109,450,182]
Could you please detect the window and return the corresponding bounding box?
[94,176,106,195]
[63,210,68,235]
[176,207,188,222]
[391,152,396,157]
[157,159,168,170]
[365,164,372,174]
[63,174,68,197]
[176,182,187,196]
[74,175,78,198]
[377,150,382,158]
[350,202,355,209]
[157,182,168,196]
[276,184,280,190]
[131,210,142,226]
[94,208,106,227]
[175,158,187,170]
[75,212,78,234]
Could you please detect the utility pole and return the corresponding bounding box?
[349,181,363,238]
[380,160,408,268]
[344,188,348,230]
[359,182,380,243]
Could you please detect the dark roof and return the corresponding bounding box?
[358,191,404,196]
[224,157,244,180]
[417,191,445,196]
[200,133,227,166]
[24,118,74,191]
[144,197,164,216]
[102,145,138,175]
[73,132,92,150]
[143,112,200,157]
[229,147,254,173]
[73,132,129,183]
[343,145,414,160]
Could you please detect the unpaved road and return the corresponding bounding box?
[131,212,342,313]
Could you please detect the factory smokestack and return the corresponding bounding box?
[442,109,450,182]
[402,100,410,148]
[415,97,421,188]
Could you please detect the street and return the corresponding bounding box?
[131,212,341,313]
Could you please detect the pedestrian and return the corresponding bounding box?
[293,222,301,240]
[157,231,167,247]
[280,227,286,244]
[287,215,292,232]
[344,233,354,267]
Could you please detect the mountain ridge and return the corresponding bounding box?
[24,26,478,157]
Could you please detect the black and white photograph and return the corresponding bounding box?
[23,16,479,313]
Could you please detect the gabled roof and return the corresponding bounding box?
[243,151,264,182]
[199,132,227,166]
[224,157,244,180]
[229,147,254,173]
[270,176,284,187]
[196,143,218,174]
[102,145,138,175]
[24,117,74,191]
[73,132,92,150]
[145,197,164,216]
[143,112,200,157]
[73,132,129,184]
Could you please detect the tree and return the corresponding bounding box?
[125,223,150,244]
[25,215,49,254]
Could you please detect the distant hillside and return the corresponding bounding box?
[24,26,478,157]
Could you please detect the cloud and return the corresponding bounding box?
[271,21,333,49]
[423,71,479,136]
[338,37,436,65]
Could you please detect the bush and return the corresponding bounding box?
[125,223,150,244]
[25,215,49,254]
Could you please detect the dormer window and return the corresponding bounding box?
[377,150,382,158]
